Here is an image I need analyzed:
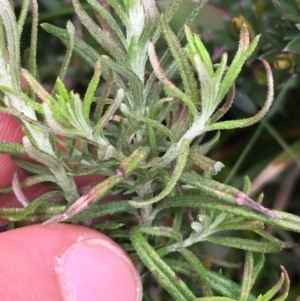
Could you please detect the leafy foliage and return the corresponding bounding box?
[0,0,299,300]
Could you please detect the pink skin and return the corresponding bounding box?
[0,113,142,301]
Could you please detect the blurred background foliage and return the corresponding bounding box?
[12,0,300,299]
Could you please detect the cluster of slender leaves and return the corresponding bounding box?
[205,0,300,87]
[196,4,300,132]
[0,0,299,300]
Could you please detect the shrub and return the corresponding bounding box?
[0,1,299,300]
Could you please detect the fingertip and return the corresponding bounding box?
[57,237,142,301]
[0,224,142,301]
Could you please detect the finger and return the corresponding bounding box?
[0,113,23,188]
[0,223,142,301]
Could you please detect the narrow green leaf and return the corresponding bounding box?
[254,229,283,244]
[127,35,139,63]
[243,176,252,195]
[207,270,254,301]
[66,93,90,133]
[218,220,264,232]
[212,53,228,94]
[52,21,75,96]
[148,41,198,117]
[258,266,289,301]
[93,88,124,136]
[164,0,183,22]
[17,0,30,35]
[83,60,101,120]
[165,258,256,301]
[41,23,100,67]
[195,296,235,301]
[0,191,64,222]
[234,24,250,62]
[72,0,127,65]
[193,54,215,119]
[116,146,150,177]
[179,248,213,297]
[21,69,56,104]
[139,226,182,242]
[239,252,254,301]
[164,258,197,278]
[154,194,300,233]
[66,163,114,177]
[216,34,260,105]
[95,221,125,230]
[185,25,214,77]
[86,0,126,47]
[273,267,290,301]
[110,229,132,240]
[0,0,21,92]
[28,0,38,98]
[94,70,113,121]
[210,84,235,123]
[11,156,49,176]
[165,259,256,301]
[161,15,199,105]
[74,200,138,220]
[55,78,70,107]
[0,173,56,194]
[131,228,195,301]
[172,208,185,233]
[0,18,6,59]
[106,0,130,28]
[147,123,159,157]
[0,142,26,155]
[207,237,283,253]
[251,254,265,288]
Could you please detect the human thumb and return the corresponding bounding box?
[0,223,142,301]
